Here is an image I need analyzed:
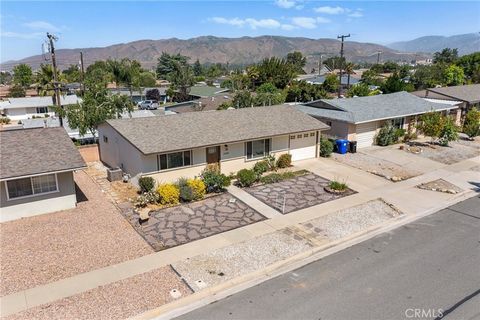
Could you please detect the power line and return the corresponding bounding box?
[337,34,350,98]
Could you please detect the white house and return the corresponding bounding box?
[0,95,81,121]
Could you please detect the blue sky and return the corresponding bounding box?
[1,1,479,62]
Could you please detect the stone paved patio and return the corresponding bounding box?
[245,173,355,214]
[121,193,265,250]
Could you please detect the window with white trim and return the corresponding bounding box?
[6,174,58,200]
[246,139,271,159]
[157,151,192,170]
[36,107,48,114]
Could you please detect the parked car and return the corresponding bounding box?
[138,100,159,110]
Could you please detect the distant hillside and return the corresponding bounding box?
[1,35,427,71]
[388,33,480,55]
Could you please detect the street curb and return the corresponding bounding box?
[134,190,478,320]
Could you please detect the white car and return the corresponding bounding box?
[138,100,159,110]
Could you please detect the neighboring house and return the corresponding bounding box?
[165,95,232,114]
[109,87,168,104]
[412,84,480,117]
[188,86,229,99]
[0,127,86,221]
[297,91,459,149]
[98,105,329,183]
[0,95,81,121]
[302,74,360,88]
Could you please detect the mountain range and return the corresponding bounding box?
[388,33,479,55]
[1,35,429,71]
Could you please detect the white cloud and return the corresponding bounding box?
[348,11,363,18]
[291,17,317,29]
[210,17,283,30]
[281,24,296,31]
[275,0,296,9]
[314,6,346,15]
[316,17,331,24]
[23,20,60,31]
[1,31,43,39]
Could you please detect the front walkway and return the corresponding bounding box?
[1,155,479,318]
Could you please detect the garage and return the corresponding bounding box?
[355,122,378,149]
[289,132,317,161]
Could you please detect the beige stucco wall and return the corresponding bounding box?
[144,134,294,183]
[98,123,144,176]
[0,171,77,221]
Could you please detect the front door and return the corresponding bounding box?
[206,146,220,164]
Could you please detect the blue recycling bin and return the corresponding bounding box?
[336,139,349,154]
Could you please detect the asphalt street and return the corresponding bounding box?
[176,195,480,320]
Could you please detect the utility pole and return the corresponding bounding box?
[318,54,323,75]
[337,34,350,98]
[79,51,85,94]
[377,51,382,64]
[47,33,63,126]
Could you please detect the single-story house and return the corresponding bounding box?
[0,127,86,221]
[109,87,168,104]
[302,74,361,88]
[0,95,81,121]
[297,91,460,149]
[165,95,232,114]
[98,105,329,183]
[412,84,480,118]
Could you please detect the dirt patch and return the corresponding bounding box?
[5,266,191,320]
[405,140,479,165]
[332,152,420,181]
[417,179,463,194]
[0,171,153,297]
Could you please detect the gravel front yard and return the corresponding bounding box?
[0,171,153,297]
[405,140,479,165]
[301,199,403,240]
[171,230,313,291]
[332,152,421,181]
[121,193,265,250]
[245,173,355,214]
[4,266,191,320]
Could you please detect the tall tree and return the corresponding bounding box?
[156,52,189,80]
[322,74,339,93]
[381,72,414,93]
[433,48,459,64]
[286,51,307,74]
[344,62,355,87]
[169,62,195,102]
[12,64,33,87]
[62,64,81,83]
[443,65,465,86]
[257,57,296,89]
[193,59,203,77]
[34,64,57,96]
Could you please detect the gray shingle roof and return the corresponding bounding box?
[427,84,480,104]
[105,105,328,155]
[0,95,81,110]
[0,127,86,180]
[298,92,457,124]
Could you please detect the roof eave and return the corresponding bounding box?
[0,166,87,182]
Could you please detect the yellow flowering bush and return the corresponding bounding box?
[187,178,206,200]
[157,183,180,205]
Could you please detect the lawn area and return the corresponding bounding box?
[245,172,355,214]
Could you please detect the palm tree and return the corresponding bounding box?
[345,62,355,88]
[34,64,55,96]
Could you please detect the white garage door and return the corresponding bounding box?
[289,132,317,161]
[356,122,378,149]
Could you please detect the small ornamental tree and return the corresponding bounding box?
[438,116,459,146]
[463,107,480,139]
[417,111,444,143]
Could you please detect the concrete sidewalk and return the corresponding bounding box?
[1,156,479,318]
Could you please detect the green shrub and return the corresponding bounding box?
[176,178,195,202]
[328,180,348,191]
[138,176,155,193]
[320,138,334,157]
[253,160,269,176]
[265,154,277,171]
[236,169,257,187]
[0,117,11,124]
[157,183,180,205]
[187,178,206,200]
[376,122,405,146]
[260,171,296,184]
[276,154,292,168]
[200,169,231,193]
[463,107,480,138]
[438,116,459,146]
